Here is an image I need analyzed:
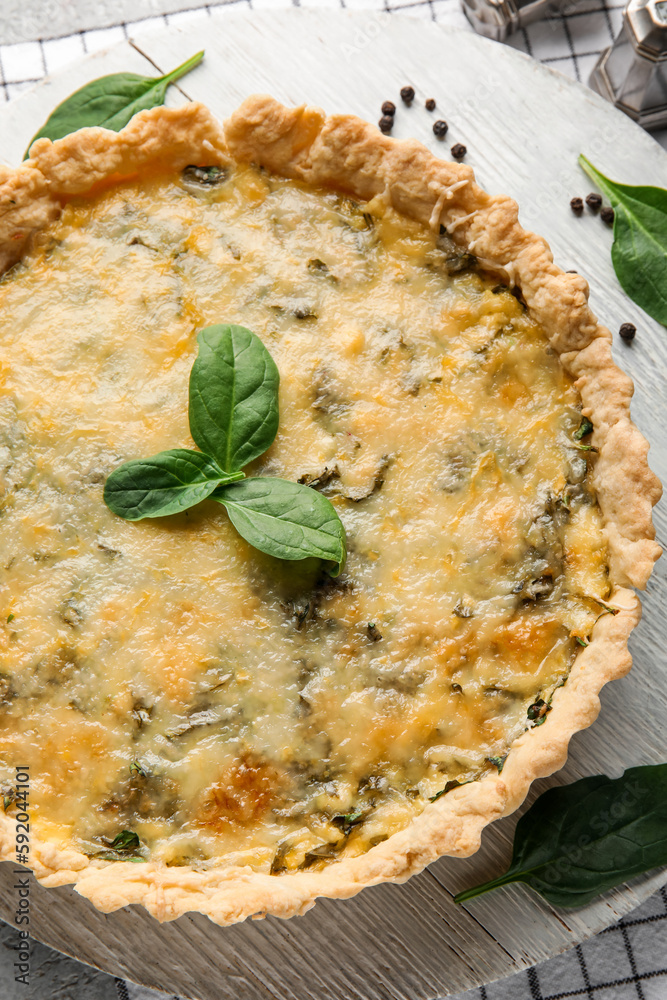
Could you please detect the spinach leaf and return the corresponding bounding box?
[574,416,593,441]
[486,754,508,773]
[430,780,466,802]
[109,830,141,853]
[213,478,346,575]
[94,829,146,862]
[579,156,667,326]
[189,325,280,473]
[104,448,242,520]
[454,764,667,908]
[24,50,204,159]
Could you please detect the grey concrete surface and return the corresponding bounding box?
[0,0,237,44]
[0,918,118,1000]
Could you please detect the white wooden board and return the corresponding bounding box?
[0,12,666,999]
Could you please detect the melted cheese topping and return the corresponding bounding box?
[0,165,610,872]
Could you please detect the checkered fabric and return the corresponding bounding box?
[1,1,666,997]
[0,0,627,101]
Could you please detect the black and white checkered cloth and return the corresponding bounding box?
[0,0,627,99]
[1,2,666,997]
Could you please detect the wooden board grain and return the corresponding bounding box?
[0,12,666,999]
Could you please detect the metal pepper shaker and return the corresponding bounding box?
[461,0,582,42]
[589,0,667,130]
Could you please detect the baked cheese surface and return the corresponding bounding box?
[0,165,610,872]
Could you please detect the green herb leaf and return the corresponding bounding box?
[188,325,280,473]
[213,478,346,574]
[24,51,204,159]
[109,830,141,853]
[455,764,667,908]
[332,809,366,834]
[579,155,667,326]
[104,448,242,520]
[527,698,548,721]
[574,417,594,441]
[430,780,465,802]
[367,622,383,642]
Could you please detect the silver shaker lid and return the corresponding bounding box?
[461,0,582,41]
[589,0,667,129]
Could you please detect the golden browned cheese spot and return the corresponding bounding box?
[0,164,610,873]
[491,614,565,662]
[196,756,287,833]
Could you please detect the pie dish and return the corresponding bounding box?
[0,96,661,927]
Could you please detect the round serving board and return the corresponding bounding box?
[0,11,666,999]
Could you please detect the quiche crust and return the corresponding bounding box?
[0,97,661,926]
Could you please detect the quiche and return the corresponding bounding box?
[0,97,661,926]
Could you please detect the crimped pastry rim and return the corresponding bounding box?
[0,97,661,926]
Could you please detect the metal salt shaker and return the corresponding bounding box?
[589,0,667,130]
[461,0,581,42]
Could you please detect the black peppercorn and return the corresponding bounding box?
[425,98,436,111]
[586,192,602,211]
[619,322,636,342]
[451,143,467,160]
[400,86,415,104]
[432,119,448,138]
[570,197,584,216]
[378,116,394,134]
[600,206,615,225]
[381,100,396,117]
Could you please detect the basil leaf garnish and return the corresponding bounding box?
[454,764,667,908]
[213,478,346,575]
[104,323,346,570]
[104,449,242,520]
[188,324,280,473]
[579,155,667,327]
[24,51,204,159]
